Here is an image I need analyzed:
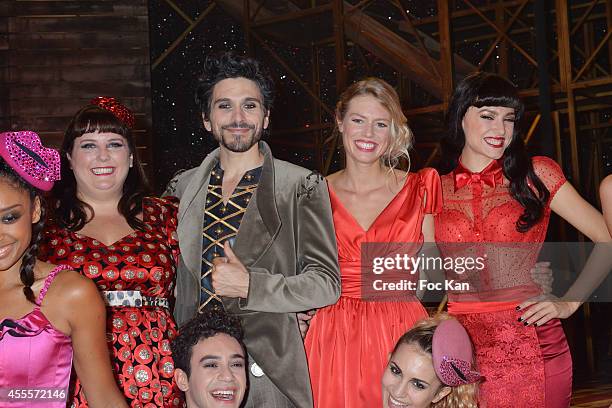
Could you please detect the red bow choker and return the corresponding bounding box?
[453,159,503,192]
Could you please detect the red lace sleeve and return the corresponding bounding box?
[418,167,443,215]
[532,156,567,200]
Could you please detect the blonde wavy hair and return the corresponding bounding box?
[334,77,413,171]
[392,314,479,408]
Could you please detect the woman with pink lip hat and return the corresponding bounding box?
[40,98,183,407]
[435,72,612,407]
[0,130,127,407]
[382,314,480,408]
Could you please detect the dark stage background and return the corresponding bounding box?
[0,0,610,399]
[145,0,612,389]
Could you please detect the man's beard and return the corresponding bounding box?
[215,121,262,153]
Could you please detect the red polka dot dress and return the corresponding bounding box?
[41,197,183,407]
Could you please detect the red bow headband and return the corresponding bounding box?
[90,96,135,129]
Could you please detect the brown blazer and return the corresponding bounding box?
[165,142,340,408]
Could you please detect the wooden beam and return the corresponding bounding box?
[162,0,193,24]
[405,103,445,116]
[463,0,538,68]
[394,0,440,79]
[323,0,347,175]
[524,113,541,145]
[152,3,215,70]
[567,87,581,186]
[437,0,453,107]
[479,0,528,71]
[252,4,332,27]
[608,0,612,71]
[570,0,599,36]
[574,30,612,82]
[249,30,335,117]
[556,0,572,89]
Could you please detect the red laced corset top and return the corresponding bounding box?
[434,156,567,311]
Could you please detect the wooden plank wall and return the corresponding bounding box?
[0,0,152,168]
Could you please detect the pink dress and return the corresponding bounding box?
[0,265,72,408]
[305,168,442,408]
[435,157,572,408]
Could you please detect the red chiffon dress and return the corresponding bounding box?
[435,156,572,408]
[305,168,442,408]
[40,197,183,408]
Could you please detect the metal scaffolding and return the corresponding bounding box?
[154,0,611,196]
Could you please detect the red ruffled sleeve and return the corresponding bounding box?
[418,167,443,215]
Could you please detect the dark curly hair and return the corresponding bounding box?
[195,52,275,120]
[51,105,150,231]
[0,158,46,303]
[438,72,549,232]
[172,308,246,376]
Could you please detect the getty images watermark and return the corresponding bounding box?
[371,251,485,292]
[360,242,612,302]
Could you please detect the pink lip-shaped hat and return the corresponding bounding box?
[432,318,482,387]
[0,131,61,191]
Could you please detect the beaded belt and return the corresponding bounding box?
[102,290,169,309]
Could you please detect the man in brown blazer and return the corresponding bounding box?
[165,53,340,408]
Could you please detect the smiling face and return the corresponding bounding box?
[337,94,392,165]
[176,333,247,408]
[0,180,40,274]
[460,105,516,168]
[67,131,131,199]
[204,77,269,154]
[382,343,450,408]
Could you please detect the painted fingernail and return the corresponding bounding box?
[534,322,538,327]
[517,317,522,322]
[516,306,521,311]
[523,321,529,326]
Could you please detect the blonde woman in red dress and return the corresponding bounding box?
[304,78,442,408]
[435,72,611,407]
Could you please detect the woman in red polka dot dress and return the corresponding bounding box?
[40,98,182,407]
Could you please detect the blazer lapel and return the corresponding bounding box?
[232,142,282,267]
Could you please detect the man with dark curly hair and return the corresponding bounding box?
[172,309,247,408]
[164,52,340,408]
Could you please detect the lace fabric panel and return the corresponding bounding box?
[456,310,546,408]
[435,157,567,296]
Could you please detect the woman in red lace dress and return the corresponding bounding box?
[304,78,441,408]
[40,98,182,407]
[435,72,611,407]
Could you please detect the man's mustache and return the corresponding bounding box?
[222,122,255,130]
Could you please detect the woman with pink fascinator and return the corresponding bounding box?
[382,314,480,408]
[40,98,183,407]
[0,131,127,407]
